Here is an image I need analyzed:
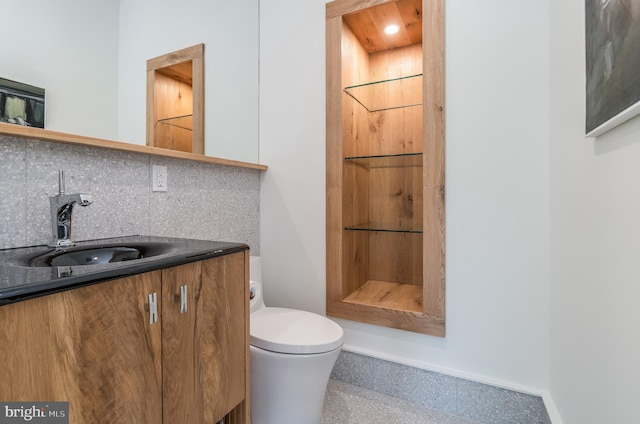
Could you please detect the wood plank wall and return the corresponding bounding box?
[153,72,193,153]
[341,21,371,296]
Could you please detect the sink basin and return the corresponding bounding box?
[27,242,174,267]
[44,247,142,267]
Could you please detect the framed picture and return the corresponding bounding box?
[585,0,640,137]
[0,77,45,128]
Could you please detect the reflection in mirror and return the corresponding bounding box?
[147,44,204,154]
[2,0,259,163]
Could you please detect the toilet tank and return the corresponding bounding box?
[250,256,262,284]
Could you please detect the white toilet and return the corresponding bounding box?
[249,256,344,424]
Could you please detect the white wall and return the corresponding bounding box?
[117,0,259,162]
[2,0,119,140]
[260,0,550,393]
[2,0,259,162]
[549,0,640,423]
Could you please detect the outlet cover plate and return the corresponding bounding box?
[152,165,168,192]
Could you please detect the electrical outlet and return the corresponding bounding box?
[152,165,168,192]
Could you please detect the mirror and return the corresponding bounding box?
[146,44,205,155]
[2,0,259,163]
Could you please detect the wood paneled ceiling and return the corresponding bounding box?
[157,61,193,85]
[342,0,422,54]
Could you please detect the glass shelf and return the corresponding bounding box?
[345,152,422,168]
[344,74,423,112]
[155,114,193,131]
[345,222,423,233]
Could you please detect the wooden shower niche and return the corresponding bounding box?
[326,0,445,336]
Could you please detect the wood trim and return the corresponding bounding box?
[0,122,267,171]
[326,14,344,303]
[146,44,204,71]
[192,54,205,155]
[327,299,445,336]
[146,66,156,151]
[422,0,446,322]
[326,0,393,19]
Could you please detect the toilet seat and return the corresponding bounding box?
[250,307,343,354]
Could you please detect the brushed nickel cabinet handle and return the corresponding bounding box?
[180,285,188,314]
[148,292,158,324]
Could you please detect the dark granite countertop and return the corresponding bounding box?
[0,235,248,305]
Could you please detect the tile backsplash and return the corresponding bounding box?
[0,135,260,253]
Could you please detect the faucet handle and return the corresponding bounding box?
[58,170,65,195]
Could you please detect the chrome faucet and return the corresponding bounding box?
[49,171,93,248]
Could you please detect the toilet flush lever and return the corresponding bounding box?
[180,285,188,313]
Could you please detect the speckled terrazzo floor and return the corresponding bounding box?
[322,380,481,424]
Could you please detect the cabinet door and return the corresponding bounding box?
[0,272,163,424]
[161,260,202,423]
[162,252,246,423]
[200,252,246,420]
[162,253,247,424]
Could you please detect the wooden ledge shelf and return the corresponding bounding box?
[327,297,444,337]
[0,123,268,171]
[342,280,423,314]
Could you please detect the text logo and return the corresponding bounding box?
[0,403,68,424]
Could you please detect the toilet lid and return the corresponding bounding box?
[250,307,344,354]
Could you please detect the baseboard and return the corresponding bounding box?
[540,391,564,424]
[334,346,562,424]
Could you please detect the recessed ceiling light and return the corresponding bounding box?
[384,24,400,35]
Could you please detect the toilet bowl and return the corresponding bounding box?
[249,257,343,424]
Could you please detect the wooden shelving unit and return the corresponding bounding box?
[326,0,445,336]
[147,44,204,154]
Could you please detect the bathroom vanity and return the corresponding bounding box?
[0,236,250,424]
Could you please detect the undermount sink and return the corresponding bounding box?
[26,242,174,267]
